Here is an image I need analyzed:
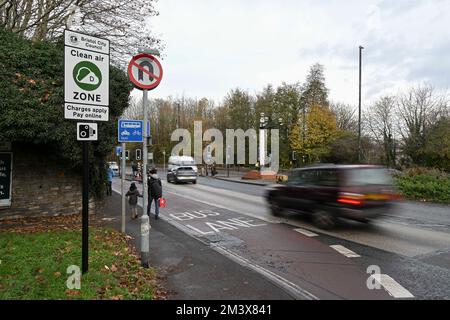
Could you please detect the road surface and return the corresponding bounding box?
[113,174,450,299]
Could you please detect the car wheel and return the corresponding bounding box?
[167,175,172,183]
[313,208,335,230]
[192,180,197,184]
[269,199,283,216]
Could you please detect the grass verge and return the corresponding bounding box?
[0,226,160,300]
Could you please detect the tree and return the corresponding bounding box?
[365,96,398,167]
[330,102,357,133]
[0,27,132,197]
[397,85,447,165]
[0,0,163,66]
[273,82,302,167]
[423,117,450,170]
[301,63,329,110]
[290,104,339,163]
[223,88,254,130]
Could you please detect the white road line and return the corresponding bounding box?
[213,245,319,300]
[330,245,361,258]
[372,274,414,298]
[294,228,318,237]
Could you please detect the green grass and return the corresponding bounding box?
[394,168,450,203]
[0,227,155,300]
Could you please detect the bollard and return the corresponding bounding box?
[140,214,151,268]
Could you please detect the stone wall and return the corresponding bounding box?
[0,143,96,220]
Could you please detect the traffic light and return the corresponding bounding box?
[136,149,141,160]
[292,151,296,161]
[125,150,129,160]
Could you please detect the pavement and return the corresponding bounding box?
[98,191,293,300]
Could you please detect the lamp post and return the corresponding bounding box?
[358,45,364,163]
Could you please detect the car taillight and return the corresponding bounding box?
[337,192,364,206]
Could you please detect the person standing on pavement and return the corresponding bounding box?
[126,182,142,219]
[131,161,138,178]
[211,161,217,176]
[147,167,162,219]
[107,165,114,196]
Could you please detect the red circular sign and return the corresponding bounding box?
[127,53,163,90]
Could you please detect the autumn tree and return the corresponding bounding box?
[290,104,339,163]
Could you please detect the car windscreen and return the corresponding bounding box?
[344,168,393,186]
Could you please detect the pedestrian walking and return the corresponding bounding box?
[211,161,217,176]
[147,167,162,219]
[131,161,138,178]
[107,165,114,196]
[126,182,142,219]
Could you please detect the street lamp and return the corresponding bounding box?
[358,45,364,163]
[138,48,161,57]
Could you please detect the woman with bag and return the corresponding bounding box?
[147,167,163,219]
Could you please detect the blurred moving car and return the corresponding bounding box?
[108,161,119,176]
[265,164,400,229]
[167,156,198,184]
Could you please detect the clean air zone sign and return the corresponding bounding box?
[64,30,109,121]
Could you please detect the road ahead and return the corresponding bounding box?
[113,175,450,299]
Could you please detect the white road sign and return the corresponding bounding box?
[65,30,109,54]
[77,123,98,141]
[64,30,110,108]
[64,103,109,121]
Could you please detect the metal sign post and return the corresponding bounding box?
[121,143,126,233]
[65,30,110,275]
[127,51,163,268]
[82,141,89,274]
[142,89,148,218]
[118,119,143,232]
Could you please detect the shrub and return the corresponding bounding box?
[394,167,450,203]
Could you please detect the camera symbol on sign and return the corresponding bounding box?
[77,123,98,141]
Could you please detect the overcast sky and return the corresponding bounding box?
[145,0,450,107]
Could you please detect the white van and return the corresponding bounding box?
[167,156,198,184]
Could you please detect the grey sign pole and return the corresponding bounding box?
[121,142,126,233]
[142,89,148,217]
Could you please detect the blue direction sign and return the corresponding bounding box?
[116,146,122,156]
[118,119,143,142]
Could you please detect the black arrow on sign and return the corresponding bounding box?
[138,61,154,81]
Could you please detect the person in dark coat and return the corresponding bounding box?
[147,167,162,219]
[126,182,142,219]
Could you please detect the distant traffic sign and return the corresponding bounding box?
[127,53,163,90]
[118,119,143,142]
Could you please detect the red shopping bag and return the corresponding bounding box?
[159,197,166,208]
